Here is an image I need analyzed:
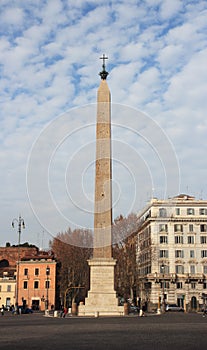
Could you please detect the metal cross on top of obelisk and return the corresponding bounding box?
[99,54,109,80]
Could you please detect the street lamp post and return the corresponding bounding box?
[161,263,165,313]
[12,215,25,308]
[27,274,30,307]
[46,266,50,311]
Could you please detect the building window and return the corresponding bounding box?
[175,208,180,215]
[159,208,167,217]
[200,208,207,215]
[203,266,207,274]
[0,286,1,292]
[175,250,184,258]
[160,264,169,274]
[204,282,207,289]
[191,282,196,289]
[176,282,182,289]
[201,250,207,258]
[189,224,194,232]
[190,250,195,258]
[201,236,207,244]
[163,282,170,289]
[174,224,183,232]
[45,280,50,289]
[165,265,169,274]
[160,236,168,244]
[6,297,11,308]
[175,236,183,244]
[159,250,168,258]
[24,268,28,276]
[190,265,195,274]
[200,225,207,232]
[7,285,11,292]
[34,281,39,289]
[187,208,195,215]
[35,268,39,276]
[24,281,28,289]
[188,236,195,244]
[159,224,168,232]
[176,265,184,274]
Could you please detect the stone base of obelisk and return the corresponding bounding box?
[78,258,124,316]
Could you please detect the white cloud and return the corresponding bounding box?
[0,7,25,26]
[160,0,183,20]
[0,0,207,247]
[163,48,207,109]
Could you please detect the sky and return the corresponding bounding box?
[0,0,207,249]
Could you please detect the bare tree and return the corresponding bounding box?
[112,213,138,303]
[50,214,139,307]
[50,228,93,307]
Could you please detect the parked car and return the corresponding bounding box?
[165,304,184,312]
[19,307,33,314]
[129,305,139,314]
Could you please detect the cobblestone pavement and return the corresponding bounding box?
[0,312,206,350]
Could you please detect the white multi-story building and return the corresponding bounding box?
[0,272,16,309]
[136,194,207,312]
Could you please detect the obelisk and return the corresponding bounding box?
[78,56,124,316]
[93,54,112,259]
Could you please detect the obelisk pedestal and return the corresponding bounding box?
[78,57,124,316]
[78,258,123,316]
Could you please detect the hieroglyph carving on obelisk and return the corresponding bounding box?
[93,54,112,259]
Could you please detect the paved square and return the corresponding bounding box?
[0,312,207,350]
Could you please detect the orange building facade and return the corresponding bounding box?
[19,257,57,311]
[0,246,57,311]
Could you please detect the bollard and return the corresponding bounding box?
[72,302,77,316]
[124,303,129,315]
[45,309,49,316]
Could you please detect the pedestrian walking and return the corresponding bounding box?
[1,305,4,316]
[11,305,15,315]
[63,307,68,318]
[59,305,64,318]
[202,306,207,317]
[139,304,146,317]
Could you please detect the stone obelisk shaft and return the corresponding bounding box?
[93,79,112,259]
[78,57,124,316]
